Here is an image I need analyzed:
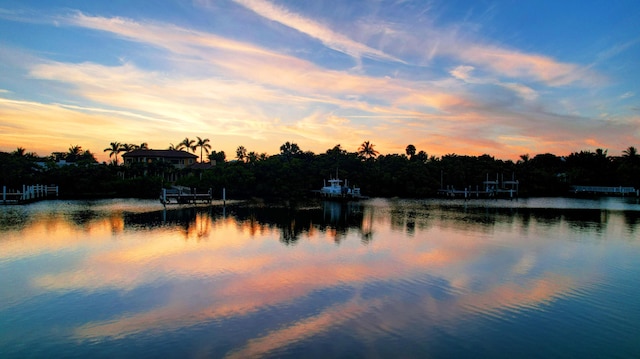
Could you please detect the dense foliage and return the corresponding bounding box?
[2,143,640,200]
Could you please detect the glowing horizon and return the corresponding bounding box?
[1,1,638,162]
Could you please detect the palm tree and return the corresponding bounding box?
[247,151,258,164]
[622,146,637,158]
[279,142,301,159]
[236,145,247,162]
[595,148,608,158]
[137,142,149,150]
[177,137,195,153]
[358,141,379,160]
[622,146,638,166]
[405,144,416,159]
[104,141,123,165]
[195,136,211,163]
[12,147,26,157]
[168,143,177,151]
[68,145,83,162]
[121,143,136,153]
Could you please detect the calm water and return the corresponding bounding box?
[1,197,640,358]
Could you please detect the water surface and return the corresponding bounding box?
[1,197,639,358]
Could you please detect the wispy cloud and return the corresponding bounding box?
[230,0,404,65]
[455,44,592,86]
[351,10,600,87]
[449,65,475,81]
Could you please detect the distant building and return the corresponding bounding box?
[122,149,197,169]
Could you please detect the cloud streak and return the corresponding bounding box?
[231,0,404,65]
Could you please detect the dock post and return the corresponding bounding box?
[223,187,226,205]
[2,186,5,204]
[22,185,26,201]
[161,188,167,206]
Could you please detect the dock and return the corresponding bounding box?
[438,186,519,199]
[438,173,519,199]
[160,186,213,205]
[1,184,59,204]
[571,186,639,196]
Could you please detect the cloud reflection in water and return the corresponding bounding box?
[1,198,639,357]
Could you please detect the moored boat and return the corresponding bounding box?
[317,176,367,200]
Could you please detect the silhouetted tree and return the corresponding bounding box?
[13,147,26,157]
[195,136,211,162]
[405,144,416,159]
[67,145,83,162]
[358,141,379,160]
[236,146,247,162]
[121,143,136,153]
[177,137,195,153]
[279,142,302,160]
[104,141,123,165]
[208,150,226,163]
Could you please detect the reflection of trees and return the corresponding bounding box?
[118,200,640,244]
[220,201,366,245]
[0,207,30,231]
[321,201,365,243]
[562,209,607,233]
[360,207,374,244]
[225,206,313,245]
[69,209,99,226]
[388,201,435,235]
[69,209,126,233]
[382,202,617,237]
[623,211,640,234]
[193,211,212,239]
[125,207,220,240]
[430,205,616,236]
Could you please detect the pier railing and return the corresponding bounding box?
[160,186,214,205]
[1,184,59,204]
[571,186,638,196]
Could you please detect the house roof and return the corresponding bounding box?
[122,149,198,159]
[189,162,215,170]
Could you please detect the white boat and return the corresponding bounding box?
[318,176,366,200]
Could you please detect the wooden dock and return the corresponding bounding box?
[160,186,214,205]
[1,184,59,204]
[438,186,519,199]
[439,173,519,199]
[571,186,639,196]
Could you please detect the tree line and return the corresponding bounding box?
[2,139,640,200]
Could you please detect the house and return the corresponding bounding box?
[122,149,197,169]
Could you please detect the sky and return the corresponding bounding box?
[1,0,639,162]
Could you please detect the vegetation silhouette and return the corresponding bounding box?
[1,141,639,200]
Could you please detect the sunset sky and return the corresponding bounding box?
[1,0,639,162]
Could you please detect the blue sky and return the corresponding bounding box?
[1,0,638,161]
